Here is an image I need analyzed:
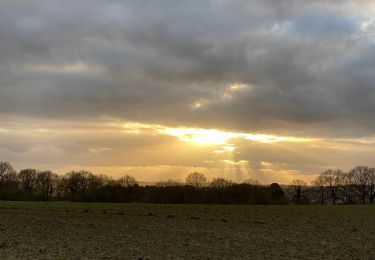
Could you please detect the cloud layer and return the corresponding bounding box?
[1,1,375,181]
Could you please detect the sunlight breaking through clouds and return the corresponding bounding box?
[2,0,375,184]
[1,116,374,183]
[213,145,236,153]
[122,121,315,146]
[222,160,249,165]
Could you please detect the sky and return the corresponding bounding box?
[1,0,375,184]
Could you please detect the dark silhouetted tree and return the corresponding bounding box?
[186,172,206,189]
[65,171,91,201]
[351,166,370,204]
[288,179,308,204]
[0,161,18,199]
[242,178,261,185]
[118,175,138,187]
[210,178,233,189]
[368,168,375,203]
[0,161,17,184]
[339,171,355,204]
[321,169,342,205]
[18,168,37,198]
[269,183,286,204]
[35,171,58,200]
[311,175,326,205]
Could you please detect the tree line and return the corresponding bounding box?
[0,162,286,204]
[287,166,375,204]
[2,161,374,205]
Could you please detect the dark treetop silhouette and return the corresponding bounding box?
[1,161,374,204]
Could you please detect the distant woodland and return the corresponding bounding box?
[0,161,374,205]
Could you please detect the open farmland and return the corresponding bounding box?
[0,201,374,259]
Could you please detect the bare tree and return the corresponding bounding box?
[321,169,342,205]
[339,171,355,204]
[18,169,37,196]
[0,162,18,199]
[351,166,370,204]
[368,168,375,203]
[242,178,261,186]
[55,175,66,199]
[86,174,105,190]
[97,174,113,186]
[35,171,58,200]
[118,175,138,187]
[311,175,326,205]
[186,172,206,188]
[288,179,308,204]
[210,178,233,189]
[0,161,17,185]
[65,171,91,201]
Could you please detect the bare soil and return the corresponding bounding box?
[0,201,374,259]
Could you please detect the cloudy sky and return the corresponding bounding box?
[1,0,375,183]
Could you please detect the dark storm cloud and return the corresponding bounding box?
[1,0,375,137]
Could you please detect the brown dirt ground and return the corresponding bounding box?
[0,201,374,259]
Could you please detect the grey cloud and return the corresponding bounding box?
[0,0,375,138]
